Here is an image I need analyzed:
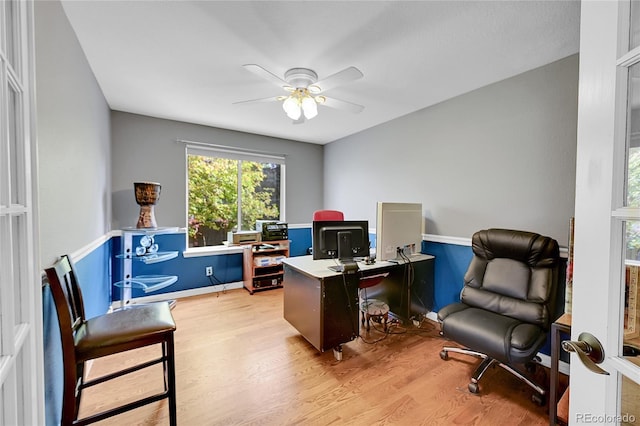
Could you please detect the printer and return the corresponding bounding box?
[256,220,288,241]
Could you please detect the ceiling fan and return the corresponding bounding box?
[235,64,364,122]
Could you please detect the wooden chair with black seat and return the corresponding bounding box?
[44,254,177,426]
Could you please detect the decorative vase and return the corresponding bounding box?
[134,182,161,228]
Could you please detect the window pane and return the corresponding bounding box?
[187,152,283,248]
[188,155,238,247]
[240,161,280,231]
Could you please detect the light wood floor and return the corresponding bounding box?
[78,288,555,425]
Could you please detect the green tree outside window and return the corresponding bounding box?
[188,155,280,247]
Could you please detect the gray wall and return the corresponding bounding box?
[111,112,324,229]
[325,55,578,246]
[35,0,112,267]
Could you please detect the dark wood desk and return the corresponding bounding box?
[549,313,571,426]
[282,255,434,359]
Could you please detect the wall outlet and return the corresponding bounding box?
[206,266,213,276]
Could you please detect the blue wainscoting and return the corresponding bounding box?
[110,232,243,301]
[42,238,113,426]
[288,227,312,257]
[421,240,474,312]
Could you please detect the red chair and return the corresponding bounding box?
[359,273,390,332]
[313,210,344,221]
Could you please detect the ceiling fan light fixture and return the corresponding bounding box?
[282,96,301,120]
[308,85,321,94]
[301,95,318,119]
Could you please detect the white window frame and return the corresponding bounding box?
[182,141,286,255]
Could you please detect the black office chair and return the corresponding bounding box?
[438,228,559,405]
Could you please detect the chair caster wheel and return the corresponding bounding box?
[531,392,545,406]
[468,382,479,394]
[440,350,449,360]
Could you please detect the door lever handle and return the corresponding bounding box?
[562,332,609,375]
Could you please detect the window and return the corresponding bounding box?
[186,144,285,248]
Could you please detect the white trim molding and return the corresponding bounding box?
[424,234,472,246]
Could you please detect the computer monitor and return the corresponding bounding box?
[376,202,424,261]
[312,220,370,261]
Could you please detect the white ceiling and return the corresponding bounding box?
[60,0,580,145]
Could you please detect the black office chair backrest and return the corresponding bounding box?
[461,228,560,330]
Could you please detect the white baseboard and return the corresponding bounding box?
[110,281,244,310]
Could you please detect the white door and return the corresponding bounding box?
[571,1,640,424]
[0,0,43,424]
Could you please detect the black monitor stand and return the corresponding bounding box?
[334,231,359,273]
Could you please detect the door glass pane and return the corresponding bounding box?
[621,375,640,425]
[3,0,17,72]
[0,215,8,354]
[8,81,22,206]
[632,0,640,51]
[624,221,640,354]
[11,215,22,326]
[627,62,640,207]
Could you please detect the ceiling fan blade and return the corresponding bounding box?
[321,96,364,114]
[242,64,289,89]
[233,95,282,105]
[311,67,363,93]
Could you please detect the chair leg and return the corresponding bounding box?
[441,346,489,361]
[497,361,546,396]
[440,345,547,398]
[471,357,496,383]
[166,334,177,426]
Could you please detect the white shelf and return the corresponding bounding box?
[117,228,181,304]
[120,226,180,235]
[114,275,178,294]
[116,251,179,263]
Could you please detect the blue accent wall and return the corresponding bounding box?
[422,240,474,312]
[111,233,243,301]
[288,227,312,257]
[42,239,112,426]
[42,285,62,426]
